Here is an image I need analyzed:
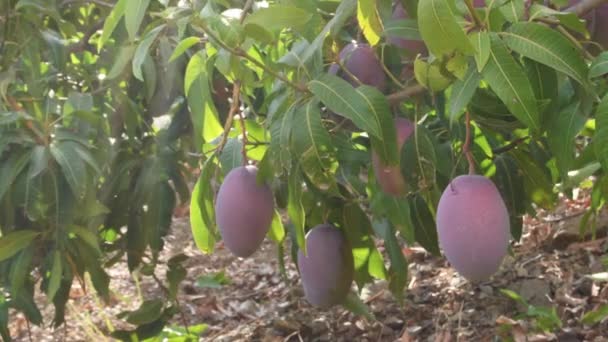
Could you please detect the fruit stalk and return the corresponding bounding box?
[238,110,248,165]
[464,0,483,28]
[463,111,476,175]
[217,81,241,156]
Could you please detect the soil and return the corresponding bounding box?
[7,194,608,341]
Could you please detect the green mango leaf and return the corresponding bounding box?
[498,0,524,22]
[169,36,200,62]
[469,31,490,73]
[287,164,306,252]
[107,44,136,79]
[167,256,187,300]
[448,64,482,123]
[492,155,526,241]
[546,102,585,178]
[417,0,474,56]
[582,305,608,326]
[342,203,387,288]
[75,240,110,300]
[409,194,440,256]
[132,24,165,81]
[196,271,231,289]
[268,210,286,243]
[190,155,218,254]
[125,0,151,41]
[126,299,164,325]
[525,59,558,111]
[219,138,243,174]
[595,95,608,172]
[482,33,539,131]
[342,292,375,320]
[414,58,452,92]
[0,230,40,262]
[383,19,421,41]
[0,149,33,201]
[50,141,87,199]
[143,182,176,252]
[357,0,384,46]
[372,219,408,302]
[291,100,337,192]
[589,52,608,79]
[184,51,223,148]
[46,250,62,300]
[67,225,101,255]
[10,246,34,296]
[97,0,127,50]
[244,5,313,32]
[510,149,556,210]
[501,22,589,89]
[0,294,9,342]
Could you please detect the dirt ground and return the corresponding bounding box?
[7,194,608,341]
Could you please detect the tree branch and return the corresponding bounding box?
[492,136,529,155]
[387,84,426,104]
[565,0,608,16]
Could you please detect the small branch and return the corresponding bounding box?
[151,273,190,335]
[238,112,248,165]
[217,81,242,156]
[464,0,483,28]
[463,111,475,175]
[492,136,529,155]
[565,0,608,17]
[239,0,254,24]
[556,25,595,60]
[386,84,426,104]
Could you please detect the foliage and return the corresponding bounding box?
[0,0,607,339]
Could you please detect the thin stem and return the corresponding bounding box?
[150,273,190,335]
[238,112,248,165]
[464,0,483,28]
[463,111,475,175]
[239,0,254,23]
[556,25,595,60]
[492,136,529,155]
[217,81,241,156]
[386,84,426,104]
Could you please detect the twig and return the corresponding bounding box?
[463,111,475,175]
[491,136,529,155]
[464,0,483,28]
[556,25,595,60]
[386,84,426,104]
[238,112,248,165]
[217,81,241,156]
[564,0,608,17]
[151,273,191,335]
[239,0,254,24]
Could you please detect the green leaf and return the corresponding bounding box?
[383,19,421,41]
[132,25,165,81]
[498,0,524,22]
[190,156,218,254]
[501,22,589,88]
[268,210,285,243]
[448,64,482,122]
[510,149,556,210]
[409,194,440,256]
[196,271,231,289]
[0,149,33,201]
[167,257,187,300]
[50,141,87,199]
[75,240,110,300]
[414,58,452,92]
[0,294,9,342]
[492,155,526,241]
[342,203,387,288]
[308,74,381,137]
[582,305,608,325]
[525,59,558,109]
[482,33,539,131]
[244,5,313,31]
[169,37,200,62]
[595,95,608,172]
[125,0,151,41]
[219,138,243,174]
[287,164,306,252]
[417,0,474,56]
[469,31,490,73]
[126,299,164,325]
[184,51,223,148]
[97,0,127,50]
[107,44,136,79]
[372,192,416,244]
[589,52,608,79]
[0,230,40,262]
[546,102,585,178]
[67,225,101,255]
[342,292,375,320]
[9,246,34,296]
[500,288,528,306]
[291,100,337,192]
[46,250,62,300]
[357,0,383,46]
[372,220,407,302]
